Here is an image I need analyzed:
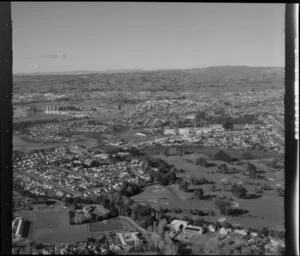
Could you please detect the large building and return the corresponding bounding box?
[12,217,30,239]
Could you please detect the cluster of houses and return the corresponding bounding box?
[167,219,284,254]
[14,172,66,198]
[161,125,282,151]
[13,144,154,200]
[26,121,108,143]
[12,230,147,255]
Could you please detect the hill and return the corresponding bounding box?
[13,66,284,93]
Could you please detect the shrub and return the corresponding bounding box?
[214,197,232,215]
[231,184,248,199]
[194,188,204,200]
[276,186,284,197]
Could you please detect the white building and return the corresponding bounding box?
[164,128,176,135]
[178,128,190,135]
[169,220,188,231]
[210,124,225,132]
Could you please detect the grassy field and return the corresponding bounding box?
[13,135,66,153]
[15,204,92,244]
[13,133,99,153]
[32,208,69,229]
[35,225,90,244]
[89,219,125,233]
[145,154,284,231]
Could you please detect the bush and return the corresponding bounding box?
[260,227,269,237]
[231,184,248,199]
[194,188,204,200]
[196,157,207,167]
[218,164,228,173]
[214,197,232,215]
[276,186,284,197]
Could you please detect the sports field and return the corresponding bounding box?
[33,208,69,229]
[35,225,90,244]
[89,219,125,233]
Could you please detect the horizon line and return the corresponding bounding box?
[13,65,285,76]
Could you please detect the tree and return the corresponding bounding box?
[218,164,228,174]
[195,111,207,127]
[241,152,254,159]
[260,227,269,237]
[214,197,232,215]
[157,218,168,237]
[214,150,231,162]
[179,181,189,192]
[194,188,204,200]
[223,120,234,130]
[276,186,284,197]
[231,184,247,199]
[196,157,207,167]
[246,163,257,179]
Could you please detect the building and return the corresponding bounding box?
[178,128,190,135]
[169,220,188,231]
[164,128,176,135]
[183,226,203,235]
[12,217,30,239]
[210,124,225,132]
[117,232,140,247]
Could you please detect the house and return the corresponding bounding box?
[117,232,140,247]
[169,220,188,231]
[208,224,216,232]
[163,126,176,135]
[219,227,232,235]
[234,229,247,236]
[178,128,190,135]
[183,225,203,235]
[210,124,225,132]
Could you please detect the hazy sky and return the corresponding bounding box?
[12,2,285,73]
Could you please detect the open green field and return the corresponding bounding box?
[89,219,125,233]
[15,204,92,244]
[142,154,284,231]
[89,217,138,238]
[13,133,99,153]
[132,184,184,207]
[32,208,69,229]
[35,225,90,244]
[13,135,66,153]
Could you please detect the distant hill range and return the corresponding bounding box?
[15,69,144,76]
[14,66,284,93]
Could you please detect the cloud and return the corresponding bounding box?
[41,53,67,59]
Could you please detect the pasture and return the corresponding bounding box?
[35,225,90,244]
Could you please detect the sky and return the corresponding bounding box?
[12,2,285,74]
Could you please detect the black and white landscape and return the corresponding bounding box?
[12,3,285,255]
